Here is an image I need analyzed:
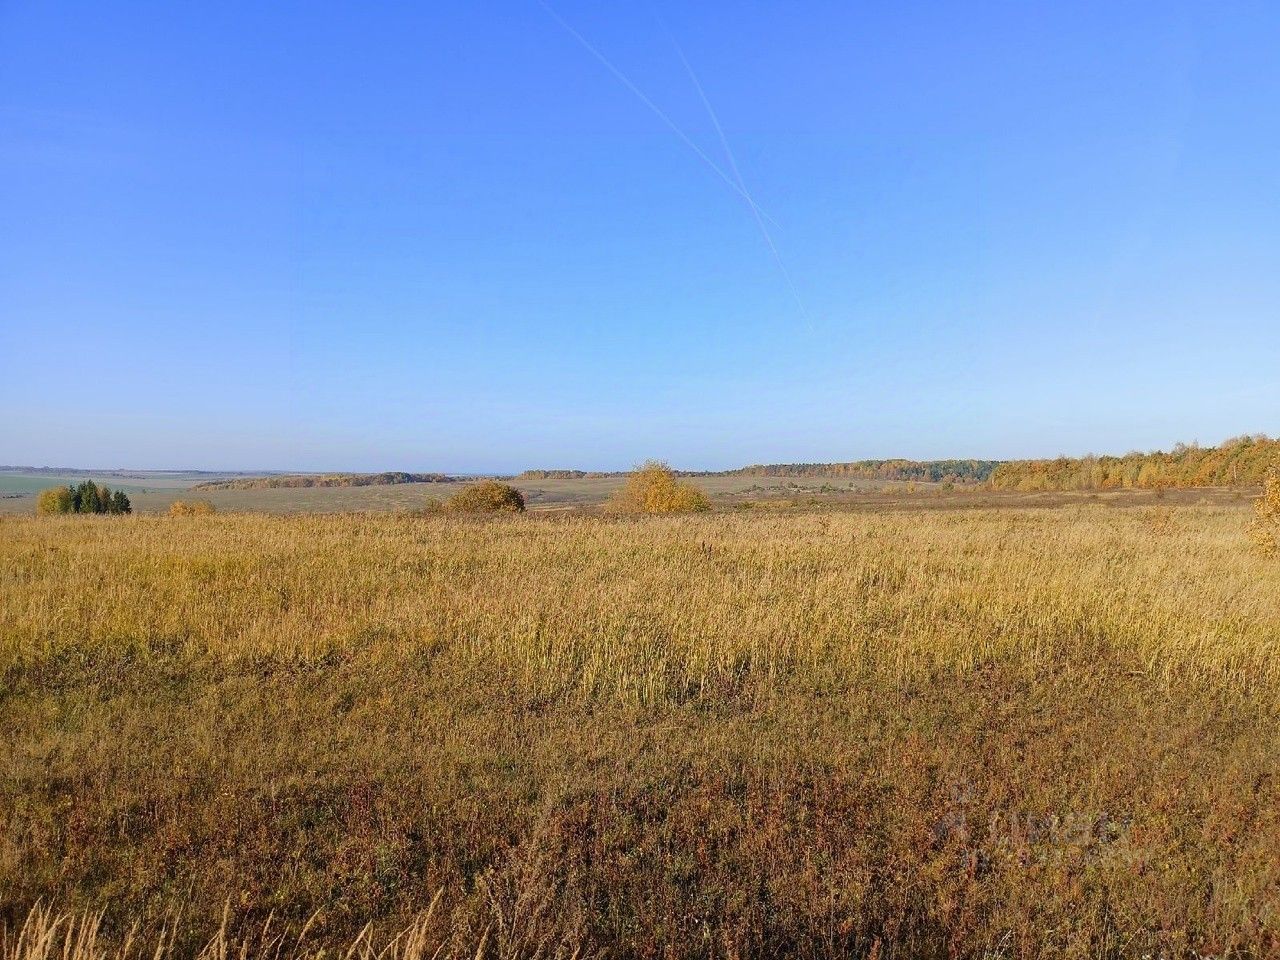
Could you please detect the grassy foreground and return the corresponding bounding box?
[2,506,1280,958]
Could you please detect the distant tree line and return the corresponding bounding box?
[989,435,1280,491]
[520,460,999,484]
[722,459,999,484]
[181,437,1279,499]
[194,472,457,491]
[517,469,612,480]
[37,481,131,515]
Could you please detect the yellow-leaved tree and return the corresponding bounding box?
[35,487,74,515]
[608,460,710,514]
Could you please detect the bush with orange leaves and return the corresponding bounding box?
[445,480,526,514]
[169,499,217,517]
[1251,469,1280,555]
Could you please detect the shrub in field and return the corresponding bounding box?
[445,480,526,514]
[608,460,710,514]
[169,499,217,517]
[1252,469,1280,555]
[35,482,129,515]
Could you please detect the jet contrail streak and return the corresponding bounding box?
[537,0,781,231]
[663,27,812,327]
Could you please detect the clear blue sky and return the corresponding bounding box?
[2,1,1277,472]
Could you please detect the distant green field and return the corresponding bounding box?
[0,471,244,500]
[0,474,153,496]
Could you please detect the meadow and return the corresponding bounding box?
[0,473,888,516]
[3,501,1279,958]
[0,472,249,512]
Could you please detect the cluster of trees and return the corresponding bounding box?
[989,435,1280,491]
[517,469,610,480]
[521,460,999,484]
[730,459,997,483]
[196,472,456,491]
[36,481,131,515]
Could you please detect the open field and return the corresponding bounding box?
[0,469,1257,516]
[1,473,925,515]
[3,501,1279,958]
[0,473,811,515]
[0,471,252,503]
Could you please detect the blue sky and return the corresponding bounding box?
[2,1,1277,471]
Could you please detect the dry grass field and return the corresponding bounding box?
[3,502,1280,958]
[0,474,899,516]
[0,470,1254,517]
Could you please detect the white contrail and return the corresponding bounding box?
[536,0,781,230]
[662,25,812,327]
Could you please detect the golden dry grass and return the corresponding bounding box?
[4,506,1277,694]
[3,504,1280,958]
